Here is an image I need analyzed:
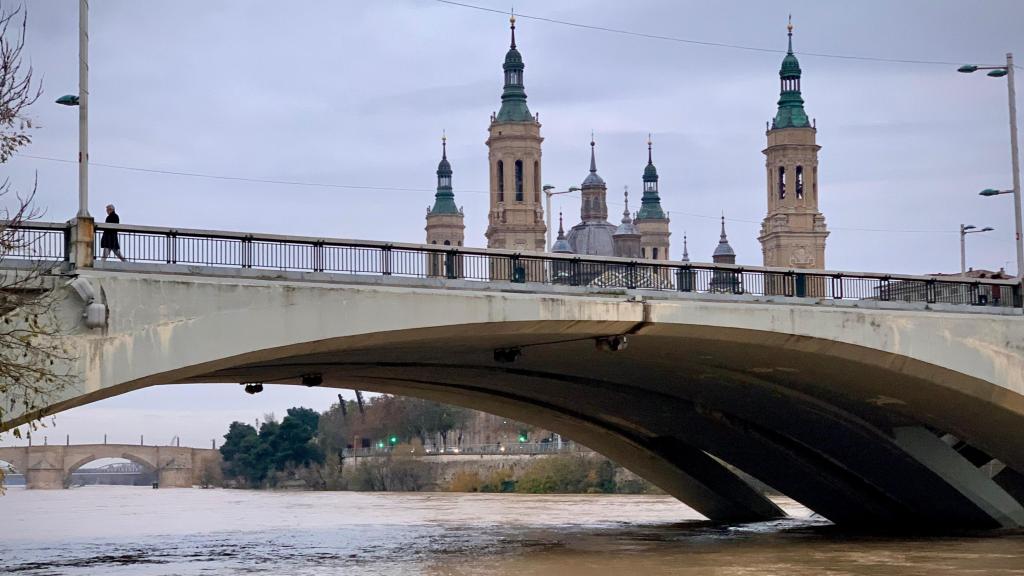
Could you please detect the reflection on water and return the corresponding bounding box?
[1,486,1023,575]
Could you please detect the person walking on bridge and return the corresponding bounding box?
[100,204,126,261]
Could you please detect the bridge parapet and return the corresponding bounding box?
[4,221,1020,311]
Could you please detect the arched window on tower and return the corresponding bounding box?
[645,178,657,194]
[796,166,804,199]
[440,173,450,188]
[443,240,451,246]
[778,166,786,199]
[497,160,505,202]
[653,247,659,260]
[515,160,524,202]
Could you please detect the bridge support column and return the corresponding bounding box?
[25,446,66,489]
[156,446,194,487]
[892,427,1024,528]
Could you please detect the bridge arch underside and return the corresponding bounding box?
[54,321,1024,528]
[64,451,157,485]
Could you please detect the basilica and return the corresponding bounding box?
[426,16,828,270]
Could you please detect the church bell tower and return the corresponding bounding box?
[759,18,828,270]
[484,14,546,252]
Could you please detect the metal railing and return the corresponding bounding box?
[0,221,69,262]
[91,222,1022,308]
[342,442,589,458]
[3,221,1020,309]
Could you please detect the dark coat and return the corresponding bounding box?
[100,212,120,250]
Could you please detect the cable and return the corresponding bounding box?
[433,0,988,67]
[13,152,968,235]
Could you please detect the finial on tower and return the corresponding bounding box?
[589,133,597,173]
[441,130,447,159]
[510,9,517,49]
[558,210,564,235]
[623,186,631,221]
[682,232,690,262]
[647,133,653,164]
[787,14,794,52]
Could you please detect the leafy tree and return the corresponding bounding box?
[0,4,72,488]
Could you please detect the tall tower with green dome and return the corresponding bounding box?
[484,14,546,252]
[634,135,671,260]
[759,17,828,271]
[425,134,465,248]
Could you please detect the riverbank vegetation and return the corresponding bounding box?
[217,396,659,494]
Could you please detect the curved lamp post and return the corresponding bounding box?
[542,185,579,251]
[960,54,1020,280]
[960,224,995,273]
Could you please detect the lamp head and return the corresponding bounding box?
[963,224,977,231]
[55,94,79,106]
[987,69,1009,78]
[957,65,979,73]
[981,227,995,232]
[980,188,1002,196]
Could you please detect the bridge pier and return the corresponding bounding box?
[155,446,194,487]
[25,446,66,489]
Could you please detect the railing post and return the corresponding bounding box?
[312,240,324,273]
[510,254,525,283]
[926,279,937,304]
[166,230,178,264]
[677,265,694,292]
[445,249,457,279]
[381,245,393,276]
[68,216,94,268]
[794,273,807,298]
[241,235,253,268]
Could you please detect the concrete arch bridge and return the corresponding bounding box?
[3,222,1024,529]
[0,444,220,489]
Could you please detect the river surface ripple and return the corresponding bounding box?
[2,486,1024,575]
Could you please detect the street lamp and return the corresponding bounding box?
[960,224,995,274]
[959,53,1020,279]
[542,185,579,251]
[54,0,89,219]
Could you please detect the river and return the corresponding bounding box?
[2,486,1024,575]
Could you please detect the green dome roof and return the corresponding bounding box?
[430,138,459,215]
[771,23,811,130]
[495,16,533,123]
[780,52,801,78]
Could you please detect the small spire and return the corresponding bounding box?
[787,14,794,53]
[510,10,516,49]
[558,211,565,237]
[622,187,631,223]
[589,133,597,173]
[441,130,447,159]
[647,133,653,164]
[682,233,690,262]
[720,213,728,241]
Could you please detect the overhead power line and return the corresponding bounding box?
[15,153,971,236]
[433,0,1004,67]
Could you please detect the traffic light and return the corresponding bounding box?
[389,435,398,445]
[518,430,528,443]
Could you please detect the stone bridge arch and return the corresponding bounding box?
[63,447,159,487]
[0,447,27,476]
[4,270,1024,528]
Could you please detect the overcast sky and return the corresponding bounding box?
[3,0,1023,450]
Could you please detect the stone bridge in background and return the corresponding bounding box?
[0,444,220,489]
[3,220,1024,529]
